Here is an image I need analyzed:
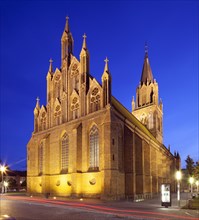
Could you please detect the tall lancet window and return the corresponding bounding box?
[38,142,44,175]
[89,125,99,170]
[61,132,69,172]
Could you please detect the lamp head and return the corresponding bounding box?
[176,170,182,180]
[0,165,6,173]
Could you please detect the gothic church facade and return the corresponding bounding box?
[27,18,179,200]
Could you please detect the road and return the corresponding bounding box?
[0,193,198,220]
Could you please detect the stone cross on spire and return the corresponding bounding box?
[145,42,148,57]
[49,58,53,73]
[82,33,87,49]
[36,97,40,109]
[104,57,109,72]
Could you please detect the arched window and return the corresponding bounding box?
[38,142,43,175]
[89,125,99,170]
[61,133,69,172]
[150,88,154,103]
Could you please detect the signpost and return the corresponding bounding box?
[161,183,171,208]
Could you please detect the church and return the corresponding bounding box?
[27,17,180,200]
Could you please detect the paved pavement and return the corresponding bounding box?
[0,192,198,219]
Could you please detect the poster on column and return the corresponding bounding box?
[161,183,171,207]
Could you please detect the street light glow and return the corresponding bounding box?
[1,164,7,193]
[4,181,8,187]
[189,177,194,184]
[176,171,182,180]
[189,177,194,194]
[196,180,199,192]
[0,165,6,173]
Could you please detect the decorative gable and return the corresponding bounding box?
[70,90,79,111]
[69,57,80,77]
[53,68,61,82]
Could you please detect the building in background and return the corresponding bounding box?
[2,170,27,192]
[27,18,180,200]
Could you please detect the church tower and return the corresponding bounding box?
[61,16,74,67]
[132,45,163,143]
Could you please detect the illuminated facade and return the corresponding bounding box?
[27,18,180,200]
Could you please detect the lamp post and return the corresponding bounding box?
[176,170,182,207]
[0,165,6,193]
[4,181,8,193]
[189,177,194,195]
[196,181,199,193]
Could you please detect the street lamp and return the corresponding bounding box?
[0,165,7,193]
[4,181,8,193]
[176,170,182,207]
[189,177,194,194]
[196,181,199,192]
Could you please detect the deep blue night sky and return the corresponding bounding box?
[0,0,198,170]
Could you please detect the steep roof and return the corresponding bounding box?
[111,96,158,144]
[140,51,153,85]
[111,96,174,157]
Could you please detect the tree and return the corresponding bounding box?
[8,178,17,188]
[194,161,199,179]
[185,155,195,176]
[21,180,26,187]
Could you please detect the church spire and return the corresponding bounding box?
[34,97,40,116]
[140,43,153,85]
[65,16,70,33]
[61,16,74,67]
[36,97,40,109]
[104,57,109,73]
[80,33,89,55]
[102,57,111,106]
[33,97,40,132]
[80,33,89,74]
[82,33,87,49]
